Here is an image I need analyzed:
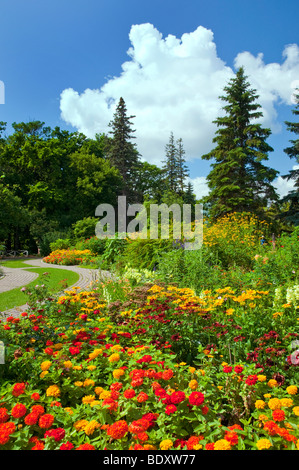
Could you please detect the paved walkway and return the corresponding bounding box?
[0,258,110,319]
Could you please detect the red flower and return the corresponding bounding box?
[11,403,27,419]
[223,366,233,373]
[224,431,239,446]
[161,369,174,380]
[12,382,26,397]
[128,419,150,434]
[205,443,215,450]
[170,391,186,404]
[188,391,204,406]
[263,420,279,436]
[107,420,128,439]
[24,412,39,426]
[137,392,148,403]
[272,409,285,422]
[69,346,80,355]
[0,408,9,423]
[44,427,65,442]
[31,393,40,401]
[234,365,244,374]
[31,405,45,416]
[124,389,136,399]
[245,375,258,386]
[136,355,153,364]
[39,413,54,429]
[165,404,177,415]
[76,443,96,450]
[60,441,74,450]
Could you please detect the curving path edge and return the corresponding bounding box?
[0,258,111,319]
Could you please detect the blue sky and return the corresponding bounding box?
[0,0,298,198]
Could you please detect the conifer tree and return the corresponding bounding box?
[176,137,190,195]
[162,131,178,193]
[108,97,140,201]
[202,67,278,219]
[281,89,299,225]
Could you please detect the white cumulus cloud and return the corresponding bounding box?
[60,23,299,167]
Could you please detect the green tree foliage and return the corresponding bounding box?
[202,67,278,220]
[281,89,299,225]
[108,97,140,202]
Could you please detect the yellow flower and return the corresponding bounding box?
[189,367,196,374]
[255,400,266,409]
[264,393,272,398]
[286,385,298,395]
[108,353,120,363]
[214,439,231,450]
[64,361,73,368]
[293,406,299,416]
[280,398,293,408]
[46,385,61,398]
[256,439,272,450]
[95,387,104,396]
[267,379,278,388]
[64,407,73,415]
[160,439,173,450]
[74,381,83,387]
[84,420,100,436]
[113,369,125,379]
[198,369,205,376]
[87,365,96,371]
[73,365,82,371]
[268,398,281,410]
[40,371,49,378]
[257,375,267,382]
[188,380,198,390]
[99,390,111,399]
[82,395,96,404]
[83,379,95,387]
[89,349,102,360]
[226,308,234,315]
[40,361,52,371]
[194,444,203,450]
[258,414,268,422]
[74,419,89,431]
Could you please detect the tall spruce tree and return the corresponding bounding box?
[162,132,178,193]
[162,133,189,195]
[202,67,278,219]
[108,97,140,201]
[176,137,190,195]
[281,89,299,225]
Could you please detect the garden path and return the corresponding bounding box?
[0,258,111,319]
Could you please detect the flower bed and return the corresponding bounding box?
[43,249,93,266]
[0,282,298,450]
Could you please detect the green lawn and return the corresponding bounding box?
[0,267,80,311]
[0,259,37,268]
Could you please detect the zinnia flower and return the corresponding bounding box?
[107,420,128,439]
[214,439,231,450]
[256,438,272,450]
[170,391,186,404]
[189,391,204,406]
[272,409,285,422]
[11,403,27,419]
[160,439,173,450]
[46,385,60,398]
[38,414,54,429]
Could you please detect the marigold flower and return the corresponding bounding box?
[189,380,198,390]
[11,403,27,419]
[74,419,89,431]
[46,385,60,398]
[268,379,278,388]
[268,398,281,410]
[40,361,52,371]
[286,385,298,395]
[84,420,100,436]
[255,400,266,409]
[160,439,173,450]
[280,398,293,408]
[108,353,120,363]
[82,395,96,404]
[214,439,231,450]
[256,438,272,450]
[107,420,128,439]
[113,369,125,379]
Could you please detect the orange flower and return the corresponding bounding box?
[107,420,128,439]
[38,414,54,429]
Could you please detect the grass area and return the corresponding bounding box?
[0,267,80,311]
[0,259,37,268]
